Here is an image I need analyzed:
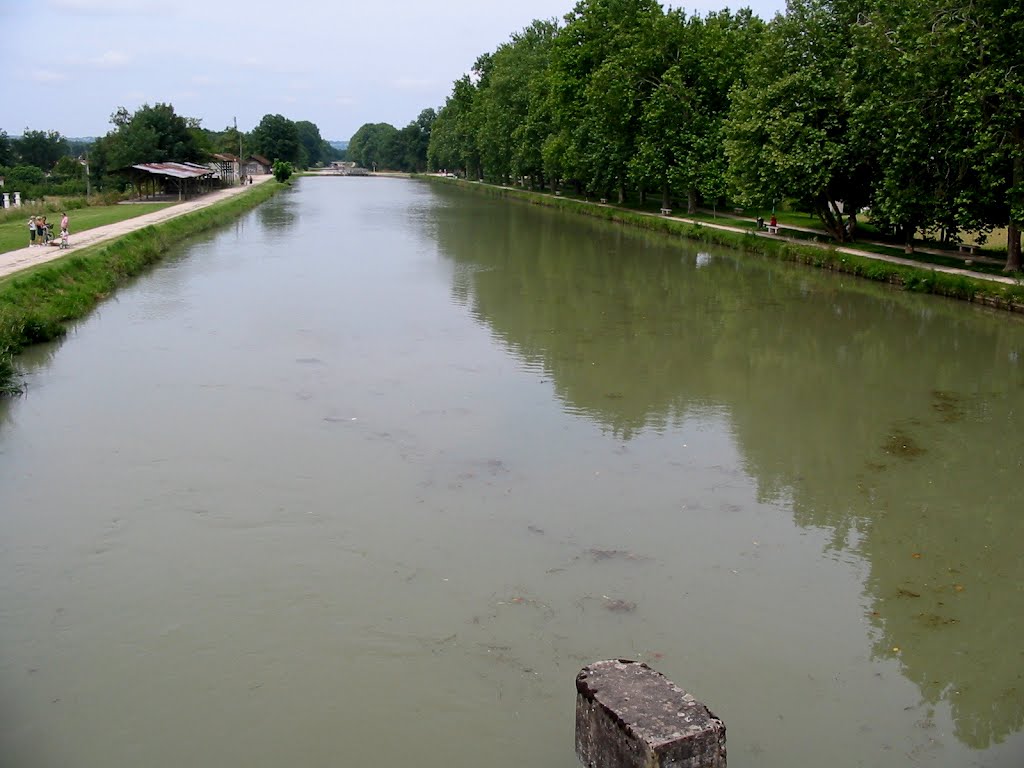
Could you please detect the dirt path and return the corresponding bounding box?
[647,208,1022,287]
[0,175,274,280]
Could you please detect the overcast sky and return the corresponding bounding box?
[3,0,786,142]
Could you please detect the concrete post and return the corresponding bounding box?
[13,191,22,207]
[575,660,726,768]
[1,192,8,209]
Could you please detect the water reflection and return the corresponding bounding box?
[427,184,1024,750]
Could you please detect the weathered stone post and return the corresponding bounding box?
[13,191,22,207]
[575,660,726,768]
[2,192,9,209]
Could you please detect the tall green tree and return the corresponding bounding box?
[428,76,482,178]
[548,0,665,199]
[295,120,326,168]
[392,109,435,172]
[102,103,204,169]
[949,0,1024,270]
[472,20,558,187]
[848,0,965,251]
[249,114,301,165]
[13,129,69,171]
[0,129,12,167]
[631,9,764,211]
[348,122,399,170]
[725,0,873,241]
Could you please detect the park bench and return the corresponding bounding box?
[660,207,672,215]
[766,225,779,234]
[957,243,977,255]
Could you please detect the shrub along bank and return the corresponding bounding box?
[0,180,282,396]
[427,178,1024,312]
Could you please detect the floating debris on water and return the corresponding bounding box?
[882,429,926,458]
[896,588,922,599]
[527,525,545,535]
[587,548,651,562]
[496,594,554,617]
[602,596,637,613]
[931,390,964,423]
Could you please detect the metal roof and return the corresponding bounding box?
[131,162,215,179]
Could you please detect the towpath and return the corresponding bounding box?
[639,207,1022,287]
[0,175,274,280]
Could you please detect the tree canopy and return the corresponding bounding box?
[423,0,1023,270]
[249,113,301,166]
[349,111,436,172]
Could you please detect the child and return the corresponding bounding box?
[60,228,69,249]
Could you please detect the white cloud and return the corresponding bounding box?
[48,0,166,14]
[32,70,67,83]
[90,50,131,68]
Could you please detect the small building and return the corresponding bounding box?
[245,154,272,176]
[121,162,217,200]
[209,153,240,184]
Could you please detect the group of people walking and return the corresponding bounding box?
[28,212,69,248]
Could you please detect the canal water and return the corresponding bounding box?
[0,177,1021,768]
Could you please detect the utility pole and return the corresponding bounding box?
[234,116,242,184]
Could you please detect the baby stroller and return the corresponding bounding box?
[41,224,52,246]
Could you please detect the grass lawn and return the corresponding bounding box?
[0,203,173,256]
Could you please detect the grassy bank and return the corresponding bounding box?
[0,181,283,396]
[0,202,174,256]
[425,178,1024,312]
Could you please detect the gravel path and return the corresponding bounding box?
[0,175,274,280]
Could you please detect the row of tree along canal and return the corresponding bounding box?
[422,0,1023,271]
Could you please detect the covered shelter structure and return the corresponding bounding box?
[209,153,240,185]
[121,162,219,201]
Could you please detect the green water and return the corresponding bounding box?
[0,177,1021,767]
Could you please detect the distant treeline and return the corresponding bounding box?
[414,0,1022,271]
[0,109,343,201]
[345,112,436,174]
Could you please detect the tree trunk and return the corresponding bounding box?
[817,202,844,241]
[1005,122,1023,273]
[661,182,670,210]
[617,183,625,205]
[687,188,697,214]
[639,188,646,205]
[1007,221,1022,272]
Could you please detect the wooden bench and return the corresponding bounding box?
[766,225,779,235]
[958,243,977,255]
[599,198,608,204]
[660,208,672,216]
